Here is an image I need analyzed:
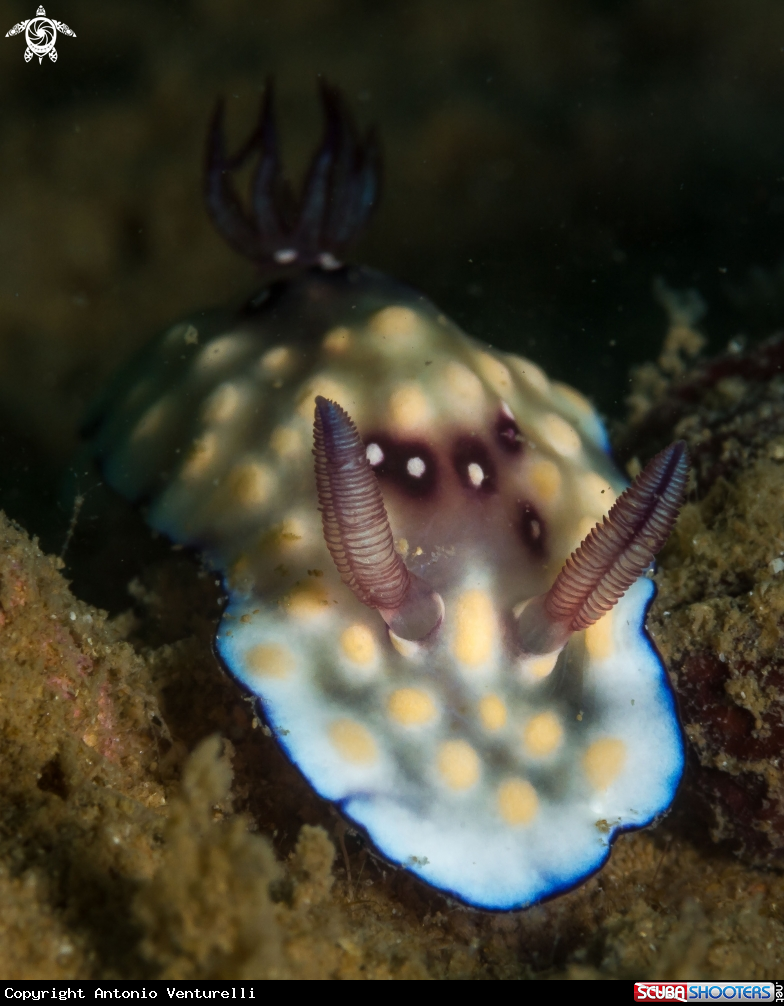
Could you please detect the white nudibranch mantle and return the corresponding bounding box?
[86,266,685,910]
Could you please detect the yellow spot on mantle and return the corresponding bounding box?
[478,694,507,731]
[585,610,614,662]
[388,382,432,431]
[527,458,562,504]
[257,517,307,554]
[131,401,168,443]
[194,334,248,373]
[497,778,538,826]
[523,652,559,680]
[442,361,485,413]
[538,413,581,458]
[474,351,513,395]
[437,740,480,790]
[283,583,331,620]
[523,711,563,757]
[369,305,420,338]
[245,644,293,681]
[508,355,549,395]
[226,462,275,508]
[583,737,626,789]
[554,381,595,417]
[322,326,352,354]
[270,425,302,459]
[202,382,242,425]
[181,433,218,480]
[329,719,378,764]
[452,589,495,667]
[259,346,291,375]
[340,624,377,665]
[388,688,437,726]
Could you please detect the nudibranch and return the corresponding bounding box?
[84,81,687,910]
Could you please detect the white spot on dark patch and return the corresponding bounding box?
[452,437,498,493]
[366,443,384,466]
[407,456,426,478]
[467,462,484,487]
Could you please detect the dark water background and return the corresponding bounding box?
[0,0,783,603]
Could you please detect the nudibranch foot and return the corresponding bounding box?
[205,77,380,272]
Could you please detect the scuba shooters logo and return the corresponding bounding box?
[634,985,778,1002]
[5,6,75,63]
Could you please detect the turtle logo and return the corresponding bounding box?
[5,6,76,64]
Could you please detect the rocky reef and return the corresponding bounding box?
[621,313,784,868]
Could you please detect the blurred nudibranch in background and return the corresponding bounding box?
[82,78,688,910]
